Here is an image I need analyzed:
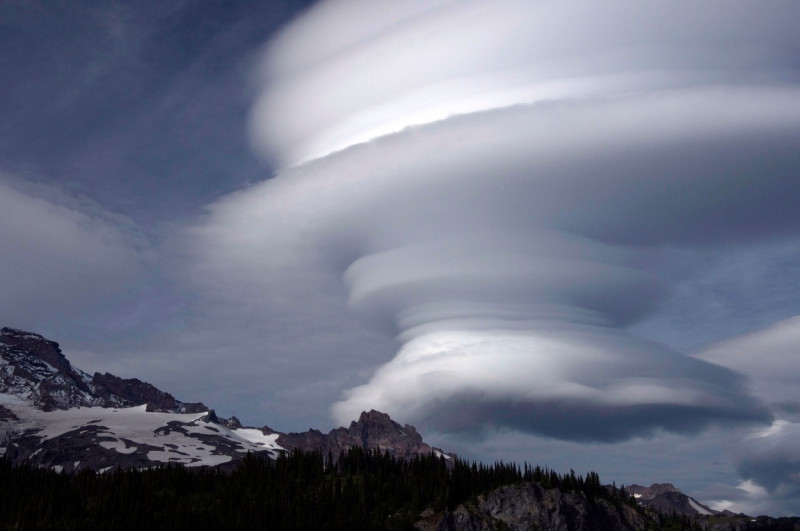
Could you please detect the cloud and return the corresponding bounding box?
[694,317,800,512]
[0,176,151,332]
[181,0,800,440]
[738,420,800,491]
[697,316,800,406]
[251,0,800,166]
[334,324,766,442]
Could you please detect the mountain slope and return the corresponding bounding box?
[436,483,646,531]
[0,327,450,471]
[626,483,721,517]
[0,327,206,413]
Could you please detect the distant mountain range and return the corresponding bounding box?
[2,326,798,530]
[0,327,452,472]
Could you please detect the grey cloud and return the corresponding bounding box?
[332,323,769,441]
[181,0,800,441]
[0,177,151,332]
[696,316,800,404]
[695,319,800,510]
[734,420,800,511]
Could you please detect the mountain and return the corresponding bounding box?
[434,483,646,531]
[5,327,800,530]
[0,327,207,414]
[625,483,721,517]
[275,409,450,462]
[0,327,452,472]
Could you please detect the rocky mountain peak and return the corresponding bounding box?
[349,409,420,441]
[0,327,204,413]
[1,327,70,374]
[625,482,681,500]
[2,327,451,472]
[272,410,453,463]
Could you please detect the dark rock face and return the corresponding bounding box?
[1,327,97,411]
[436,483,645,531]
[0,405,17,422]
[91,372,207,414]
[639,491,718,516]
[625,482,680,500]
[1,327,450,472]
[0,328,69,373]
[277,409,454,462]
[0,327,205,414]
[625,482,721,516]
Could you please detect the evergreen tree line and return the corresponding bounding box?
[0,450,695,530]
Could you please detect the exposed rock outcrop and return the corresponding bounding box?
[625,482,720,516]
[436,483,645,531]
[277,409,455,462]
[625,482,680,500]
[0,327,206,413]
[1,327,452,471]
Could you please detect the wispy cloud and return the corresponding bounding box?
[0,176,151,331]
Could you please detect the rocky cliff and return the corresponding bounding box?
[0,327,206,413]
[277,409,454,462]
[1,327,451,471]
[434,483,644,531]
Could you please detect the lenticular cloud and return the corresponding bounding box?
[230,0,800,440]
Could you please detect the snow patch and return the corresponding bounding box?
[186,455,232,467]
[233,428,283,448]
[231,428,285,459]
[99,440,138,455]
[688,497,714,515]
[0,398,287,468]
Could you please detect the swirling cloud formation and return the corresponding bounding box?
[196,0,800,441]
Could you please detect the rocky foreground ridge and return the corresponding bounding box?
[433,483,646,531]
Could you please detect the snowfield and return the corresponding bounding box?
[0,394,285,468]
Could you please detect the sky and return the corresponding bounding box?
[2,0,800,516]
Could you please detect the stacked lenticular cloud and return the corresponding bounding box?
[227,0,800,440]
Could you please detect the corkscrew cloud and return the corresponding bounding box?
[189,0,800,441]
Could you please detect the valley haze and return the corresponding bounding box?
[2,0,800,517]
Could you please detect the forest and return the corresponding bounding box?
[0,449,699,530]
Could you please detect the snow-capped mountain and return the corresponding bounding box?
[0,327,452,472]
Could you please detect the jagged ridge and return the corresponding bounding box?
[0,327,206,413]
[0,327,450,472]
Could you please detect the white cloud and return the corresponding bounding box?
[178,0,800,440]
[251,0,800,166]
[181,85,800,438]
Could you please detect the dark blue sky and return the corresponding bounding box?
[0,0,310,222]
